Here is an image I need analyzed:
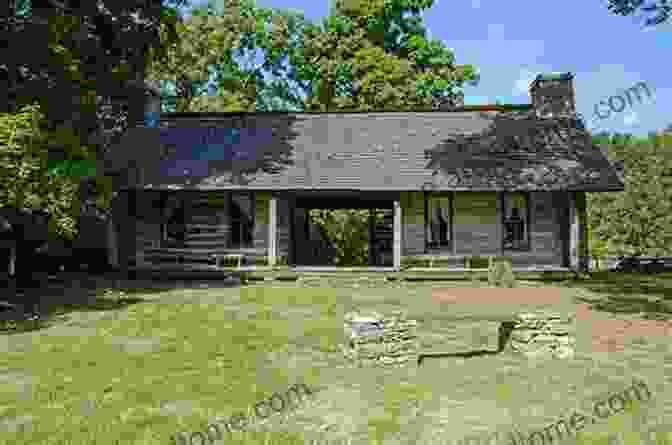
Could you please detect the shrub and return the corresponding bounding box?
[488,257,516,287]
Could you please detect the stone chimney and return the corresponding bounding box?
[529,72,576,118]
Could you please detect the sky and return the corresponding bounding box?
[176,0,671,137]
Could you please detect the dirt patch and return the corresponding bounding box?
[575,303,672,353]
[431,287,672,353]
[432,287,564,305]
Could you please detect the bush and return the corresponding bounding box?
[488,258,516,287]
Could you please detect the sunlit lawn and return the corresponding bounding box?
[0,273,670,445]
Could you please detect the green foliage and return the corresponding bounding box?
[147,0,258,112]
[308,209,385,266]
[588,132,672,257]
[148,0,311,112]
[488,258,516,288]
[4,0,188,153]
[0,103,81,239]
[148,0,478,112]
[289,0,479,110]
[607,0,671,26]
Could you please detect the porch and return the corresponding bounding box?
[113,189,586,276]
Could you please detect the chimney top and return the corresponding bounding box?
[529,72,574,92]
[529,72,576,118]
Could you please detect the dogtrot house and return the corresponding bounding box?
[102,73,624,277]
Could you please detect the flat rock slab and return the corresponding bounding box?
[432,287,564,306]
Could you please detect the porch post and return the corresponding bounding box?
[268,196,277,267]
[107,217,119,269]
[393,200,401,270]
[368,208,375,266]
[575,191,589,272]
[9,242,15,276]
[569,192,579,270]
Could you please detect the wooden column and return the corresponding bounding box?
[107,217,119,269]
[569,192,579,270]
[368,209,375,266]
[9,244,15,276]
[268,196,277,267]
[393,200,402,270]
[575,191,589,272]
[497,192,504,256]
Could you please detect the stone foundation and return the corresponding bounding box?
[506,311,576,358]
[343,311,419,367]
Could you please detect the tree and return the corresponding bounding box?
[2,0,189,166]
[287,0,480,111]
[607,0,671,26]
[146,0,257,112]
[147,0,311,113]
[308,209,385,266]
[2,0,191,220]
[0,103,80,240]
[588,132,672,258]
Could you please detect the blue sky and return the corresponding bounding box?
[177,0,671,137]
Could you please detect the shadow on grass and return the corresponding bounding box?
[561,272,672,320]
[565,271,672,296]
[0,272,216,334]
[418,349,500,365]
[418,321,517,366]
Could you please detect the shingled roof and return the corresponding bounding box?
[103,110,625,192]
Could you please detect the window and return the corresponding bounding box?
[425,193,453,251]
[161,195,186,246]
[502,192,530,250]
[229,192,254,248]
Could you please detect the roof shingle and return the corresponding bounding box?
[103,111,624,192]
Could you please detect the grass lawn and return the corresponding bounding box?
[0,273,671,445]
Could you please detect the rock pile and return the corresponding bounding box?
[506,311,576,358]
[343,311,419,367]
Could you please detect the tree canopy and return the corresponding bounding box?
[289,0,479,111]
[588,131,672,258]
[149,0,479,113]
[607,0,671,26]
[0,103,80,239]
[2,0,189,162]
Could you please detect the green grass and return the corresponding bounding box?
[0,273,670,445]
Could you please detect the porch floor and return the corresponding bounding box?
[123,264,578,283]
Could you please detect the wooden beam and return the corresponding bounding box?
[268,196,277,267]
[290,199,296,266]
[393,200,401,270]
[369,208,375,266]
[107,217,119,269]
[9,244,15,276]
[569,192,579,271]
[575,191,589,272]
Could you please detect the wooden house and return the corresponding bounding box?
[101,73,624,273]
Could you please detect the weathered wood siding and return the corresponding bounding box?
[525,191,562,265]
[276,195,291,259]
[400,191,425,255]
[185,191,230,255]
[453,192,500,256]
[114,191,135,268]
[131,191,164,265]
[254,192,270,256]
[500,192,566,267]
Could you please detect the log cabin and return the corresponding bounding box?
[100,73,624,274]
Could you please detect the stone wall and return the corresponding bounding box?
[342,311,419,367]
[505,311,576,358]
